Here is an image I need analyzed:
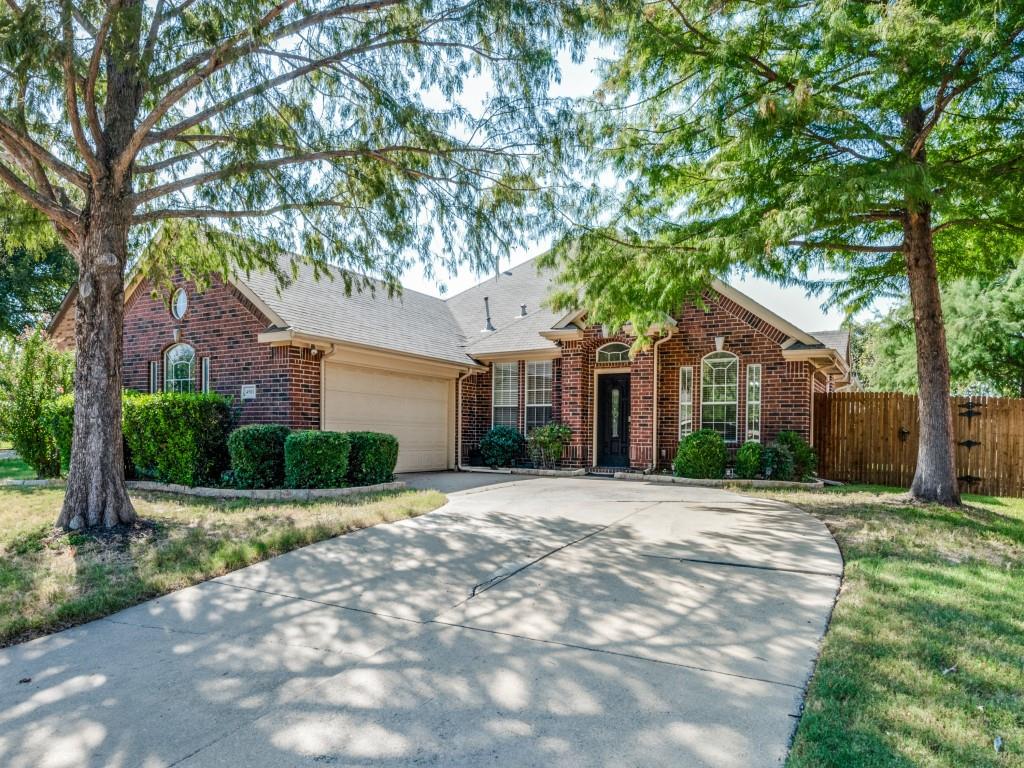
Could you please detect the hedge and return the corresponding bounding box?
[673,429,727,479]
[734,441,763,479]
[479,425,525,468]
[346,431,399,485]
[228,424,291,489]
[123,393,232,485]
[285,430,350,489]
[40,392,230,483]
[763,441,796,481]
[775,430,817,481]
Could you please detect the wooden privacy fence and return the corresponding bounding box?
[814,391,1024,498]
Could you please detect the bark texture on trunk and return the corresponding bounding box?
[904,205,961,506]
[58,194,136,529]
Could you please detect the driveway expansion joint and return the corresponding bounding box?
[641,553,843,578]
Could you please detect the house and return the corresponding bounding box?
[49,255,850,473]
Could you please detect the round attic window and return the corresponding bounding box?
[171,288,188,320]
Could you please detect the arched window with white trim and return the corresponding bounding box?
[596,342,630,364]
[701,351,738,442]
[164,343,196,393]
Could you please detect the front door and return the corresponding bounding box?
[597,373,630,467]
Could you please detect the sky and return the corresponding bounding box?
[399,45,856,332]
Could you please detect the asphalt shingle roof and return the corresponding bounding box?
[238,257,473,366]
[810,329,851,361]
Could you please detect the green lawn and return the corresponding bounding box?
[751,485,1024,768]
[0,457,34,480]
[0,485,445,647]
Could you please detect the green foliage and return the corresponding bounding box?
[0,237,77,336]
[123,393,233,486]
[346,432,399,487]
[734,441,763,480]
[543,1,1024,334]
[775,431,817,481]
[41,393,138,479]
[527,422,572,469]
[284,431,350,489]
[227,424,290,489]
[479,425,526,468]
[762,442,796,482]
[673,429,727,479]
[0,330,73,478]
[855,264,1024,397]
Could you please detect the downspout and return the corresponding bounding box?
[651,328,675,473]
[456,369,472,471]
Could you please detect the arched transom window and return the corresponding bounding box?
[701,351,738,442]
[164,343,196,393]
[596,342,630,364]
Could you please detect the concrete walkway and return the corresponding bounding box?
[0,475,842,768]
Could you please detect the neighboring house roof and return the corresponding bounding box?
[810,329,851,362]
[238,255,474,367]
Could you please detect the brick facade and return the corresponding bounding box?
[459,289,823,470]
[52,276,321,429]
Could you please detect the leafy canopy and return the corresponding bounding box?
[0,231,76,335]
[0,0,584,287]
[855,263,1024,397]
[543,0,1024,330]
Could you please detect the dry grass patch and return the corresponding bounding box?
[749,485,1024,768]
[0,486,445,646]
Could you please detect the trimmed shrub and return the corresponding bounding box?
[775,430,817,480]
[40,393,75,471]
[124,393,232,485]
[479,425,526,468]
[346,431,399,485]
[763,441,796,481]
[673,429,727,479]
[0,330,73,478]
[527,422,572,469]
[734,441,763,479]
[285,430,351,489]
[228,424,290,489]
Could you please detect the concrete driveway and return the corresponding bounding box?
[0,475,842,768]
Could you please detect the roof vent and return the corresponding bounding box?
[482,296,496,333]
[520,303,527,317]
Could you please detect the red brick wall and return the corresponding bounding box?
[56,276,321,430]
[458,289,817,470]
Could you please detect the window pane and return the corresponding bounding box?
[526,361,552,406]
[596,343,630,363]
[526,405,552,431]
[493,362,519,429]
[701,353,738,442]
[746,364,761,442]
[164,344,195,393]
[679,366,693,438]
[493,406,519,429]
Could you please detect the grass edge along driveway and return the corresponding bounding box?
[750,486,1024,768]
[0,483,445,647]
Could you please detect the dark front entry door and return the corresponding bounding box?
[597,373,630,467]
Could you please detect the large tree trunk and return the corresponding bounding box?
[57,195,136,529]
[904,205,960,506]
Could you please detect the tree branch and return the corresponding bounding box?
[0,159,81,230]
[61,1,103,179]
[788,239,903,253]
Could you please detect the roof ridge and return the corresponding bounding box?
[442,255,540,303]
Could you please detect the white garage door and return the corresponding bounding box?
[322,363,451,473]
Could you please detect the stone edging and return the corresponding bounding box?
[510,467,588,477]
[613,472,824,489]
[0,477,406,499]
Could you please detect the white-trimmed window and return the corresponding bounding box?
[149,361,160,393]
[678,366,694,439]
[492,361,519,429]
[746,364,762,442]
[201,357,212,394]
[701,351,738,442]
[171,287,188,319]
[164,343,196,393]
[596,342,630,364]
[525,360,553,431]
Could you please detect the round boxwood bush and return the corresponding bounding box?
[734,441,763,479]
[479,425,526,468]
[774,430,817,480]
[346,431,399,486]
[673,429,728,479]
[762,441,796,481]
[285,430,350,489]
[228,424,291,489]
